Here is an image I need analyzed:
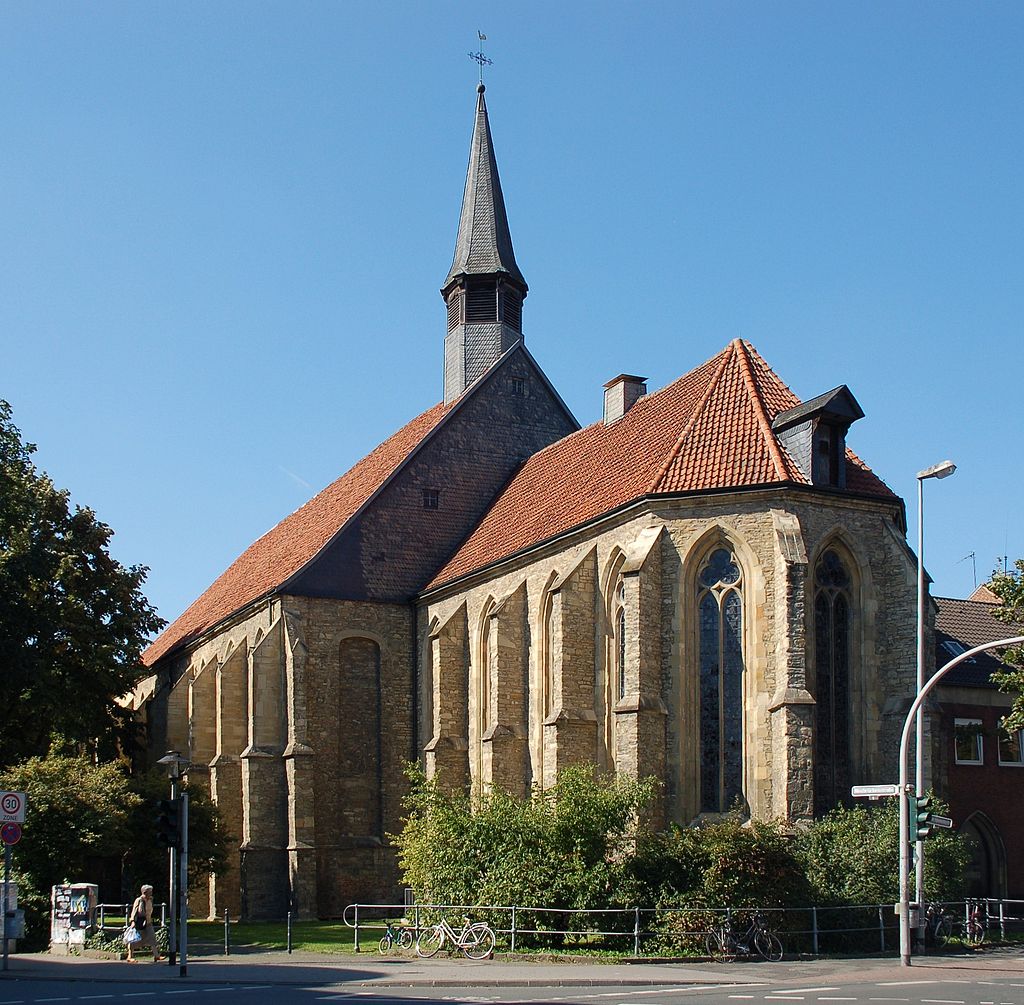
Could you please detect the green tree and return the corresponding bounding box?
[0,754,141,948]
[0,755,233,949]
[0,400,164,765]
[989,559,1024,731]
[123,769,233,894]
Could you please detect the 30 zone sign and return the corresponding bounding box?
[0,792,26,824]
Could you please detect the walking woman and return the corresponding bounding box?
[126,885,163,963]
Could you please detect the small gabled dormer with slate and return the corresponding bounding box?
[771,385,864,489]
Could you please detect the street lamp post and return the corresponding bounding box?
[157,751,190,977]
[913,459,955,944]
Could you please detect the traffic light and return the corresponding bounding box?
[156,798,181,848]
[910,794,934,841]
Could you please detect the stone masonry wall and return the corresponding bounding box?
[419,488,915,828]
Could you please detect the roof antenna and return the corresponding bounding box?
[468,30,492,89]
[957,551,977,589]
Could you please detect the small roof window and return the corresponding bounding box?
[941,639,976,664]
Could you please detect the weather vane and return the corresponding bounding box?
[468,30,492,85]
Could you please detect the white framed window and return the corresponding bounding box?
[954,718,984,765]
[998,727,1024,766]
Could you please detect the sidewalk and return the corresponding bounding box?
[2,947,1021,989]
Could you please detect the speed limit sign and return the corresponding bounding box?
[0,792,26,823]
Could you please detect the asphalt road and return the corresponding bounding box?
[1,949,1021,1005]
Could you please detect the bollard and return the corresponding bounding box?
[287,910,293,954]
[224,909,230,956]
[510,906,517,954]
[811,906,819,956]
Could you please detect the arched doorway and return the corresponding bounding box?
[959,813,1007,898]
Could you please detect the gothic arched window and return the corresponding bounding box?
[813,549,852,815]
[697,547,744,813]
[541,590,556,721]
[614,579,627,703]
[480,610,494,735]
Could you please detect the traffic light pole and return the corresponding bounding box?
[167,776,178,967]
[897,633,1024,966]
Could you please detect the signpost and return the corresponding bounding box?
[851,783,900,799]
[1,792,27,972]
[0,793,26,823]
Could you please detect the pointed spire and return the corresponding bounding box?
[443,84,527,292]
[442,85,529,404]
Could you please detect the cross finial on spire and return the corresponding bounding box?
[468,30,492,86]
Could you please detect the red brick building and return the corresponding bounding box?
[933,589,1024,898]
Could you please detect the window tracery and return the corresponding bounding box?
[697,547,744,813]
[813,548,852,814]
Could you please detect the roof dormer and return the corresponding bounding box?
[771,385,864,489]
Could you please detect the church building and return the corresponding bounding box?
[138,84,922,919]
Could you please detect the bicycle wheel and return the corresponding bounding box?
[378,933,393,955]
[397,927,414,950]
[416,924,445,958]
[966,919,985,945]
[934,916,952,947]
[754,930,783,962]
[462,922,495,960]
[705,928,736,962]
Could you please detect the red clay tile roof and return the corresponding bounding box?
[427,339,897,590]
[143,401,449,666]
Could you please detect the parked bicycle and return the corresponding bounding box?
[960,899,985,945]
[925,903,954,947]
[377,919,414,954]
[416,916,496,960]
[706,912,783,962]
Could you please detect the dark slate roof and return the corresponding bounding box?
[934,595,1020,688]
[771,384,864,432]
[442,85,526,292]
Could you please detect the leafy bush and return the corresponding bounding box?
[393,768,969,956]
[624,814,810,953]
[392,764,655,943]
[797,796,968,906]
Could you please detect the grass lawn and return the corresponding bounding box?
[187,918,368,955]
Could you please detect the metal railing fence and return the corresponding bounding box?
[343,897,1024,957]
[96,902,168,933]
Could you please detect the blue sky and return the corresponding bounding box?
[4,1,1022,629]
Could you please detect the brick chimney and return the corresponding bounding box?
[603,374,647,424]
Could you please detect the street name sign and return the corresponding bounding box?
[928,814,953,829]
[0,793,25,824]
[851,783,900,798]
